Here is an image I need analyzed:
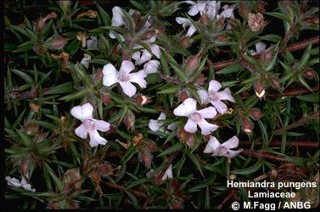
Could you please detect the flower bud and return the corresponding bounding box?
[178,89,189,102]
[100,91,112,105]
[260,49,273,64]
[135,94,151,106]
[139,150,153,168]
[199,14,210,25]
[194,74,207,86]
[257,1,267,12]
[47,36,68,50]
[241,118,254,134]
[248,12,265,32]
[180,36,193,48]
[123,111,135,131]
[239,2,250,18]
[303,69,317,80]
[36,12,57,30]
[248,108,263,120]
[77,10,98,19]
[270,75,281,89]
[270,169,278,180]
[76,32,89,48]
[216,34,229,43]
[29,102,40,113]
[23,121,39,135]
[229,173,237,180]
[254,81,265,99]
[185,54,200,73]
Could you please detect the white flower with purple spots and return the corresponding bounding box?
[71,103,110,147]
[197,80,235,114]
[204,136,243,158]
[102,60,147,97]
[173,98,218,135]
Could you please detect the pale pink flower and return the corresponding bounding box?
[132,36,160,65]
[203,136,243,158]
[71,103,110,147]
[173,98,218,135]
[175,17,197,37]
[218,4,235,19]
[102,60,147,97]
[6,176,36,192]
[186,1,221,20]
[148,112,177,132]
[197,80,235,114]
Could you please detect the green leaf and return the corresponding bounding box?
[217,63,241,74]
[157,143,181,157]
[44,82,73,95]
[188,153,204,177]
[231,161,262,175]
[97,5,110,26]
[296,93,319,102]
[157,84,179,94]
[59,88,93,101]
[265,12,290,22]
[11,69,33,84]
[258,34,282,42]
[297,43,312,70]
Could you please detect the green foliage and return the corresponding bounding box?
[4,0,319,210]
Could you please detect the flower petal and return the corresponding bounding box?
[203,136,221,153]
[6,177,22,187]
[150,44,160,58]
[219,88,235,102]
[71,103,93,121]
[184,118,197,133]
[111,6,124,27]
[75,124,88,139]
[80,53,91,69]
[197,90,209,104]
[176,17,190,29]
[130,70,147,88]
[119,81,137,97]
[211,100,228,114]
[197,106,217,119]
[198,119,219,135]
[93,119,110,132]
[136,50,152,65]
[226,149,243,158]
[161,164,173,181]
[88,130,108,147]
[255,42,267,54]
[173,98,197,117]
[102,63,118,87]
[132,51,141,62]
[143,60,160,74]
[120,60,135,75]
[148,119,163,131]
[221,136,239,149]
[208,80,222,92]
[158,112,166,120]
[186,24,197,37]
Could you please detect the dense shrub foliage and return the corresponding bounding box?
[4,0,319,209]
